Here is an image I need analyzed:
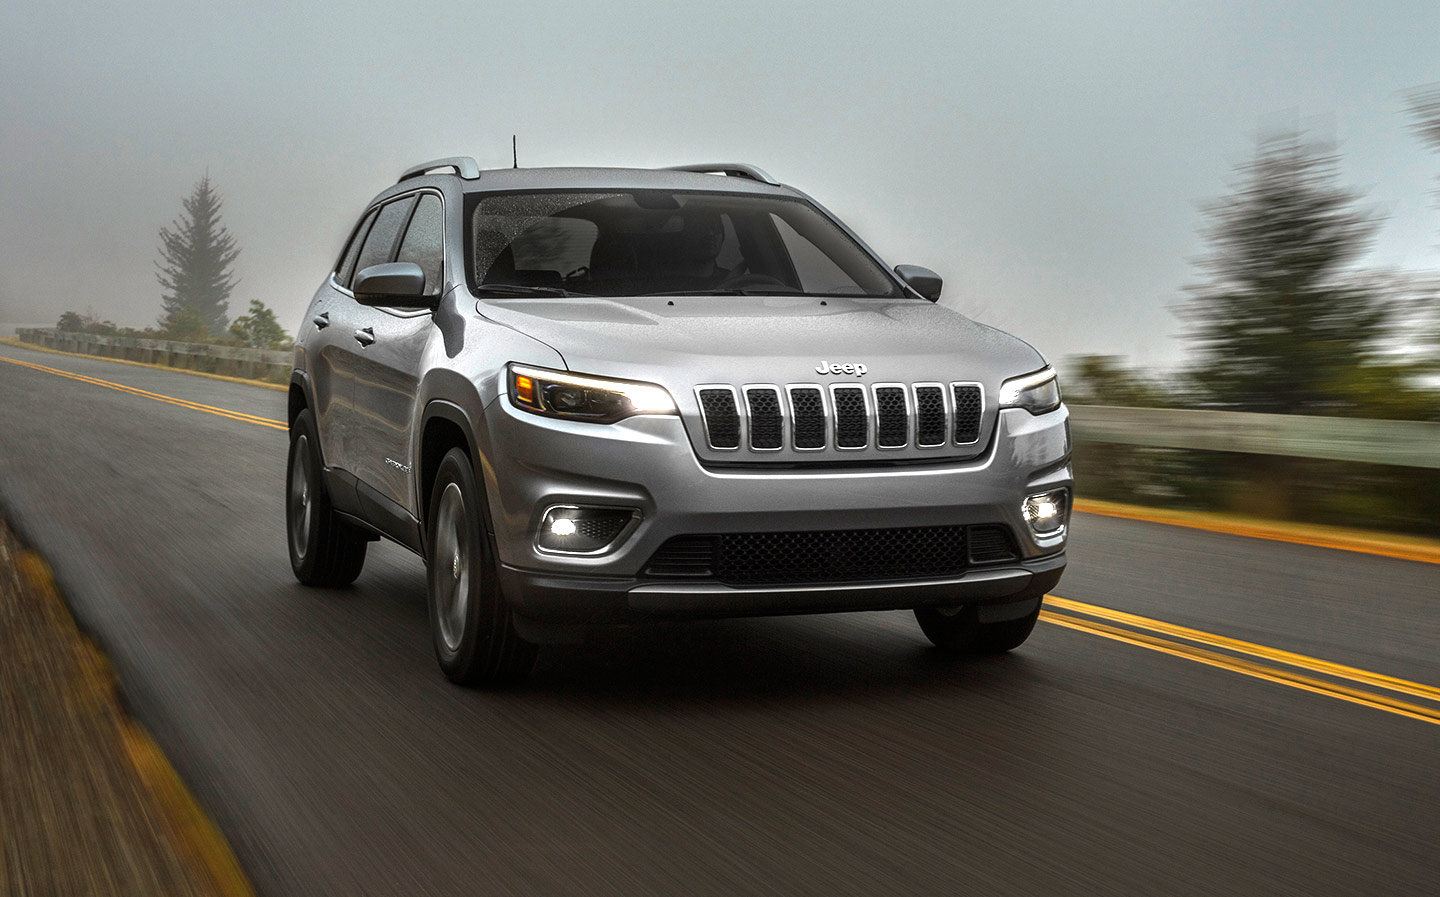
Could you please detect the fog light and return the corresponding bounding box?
[537,506,639,554]
[1023,489,1069,538]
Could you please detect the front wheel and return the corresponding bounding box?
[426,448,536,686]
[914,601,1041,655]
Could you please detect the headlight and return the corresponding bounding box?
[998,367,1061,415]
[508,363,676,423]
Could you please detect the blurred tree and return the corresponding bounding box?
[156,175,240,337]
[228,300,292,350]
[161,306,213,342]
[1061,355,1178,406]
[1407,85,1440,155]
[1179,131,1411,416]
[54,310,121,335]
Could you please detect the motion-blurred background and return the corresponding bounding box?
[2,0,1437,533]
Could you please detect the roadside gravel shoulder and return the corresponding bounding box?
[0,520,253,897]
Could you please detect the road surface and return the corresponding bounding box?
[1,341,1436,896]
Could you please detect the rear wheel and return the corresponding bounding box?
[426,448,536,686]
[914,601,1041,654]
[287,409,367,586]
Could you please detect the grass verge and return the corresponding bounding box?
[0,520,255,897]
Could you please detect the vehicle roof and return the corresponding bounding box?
[370,166,803,206]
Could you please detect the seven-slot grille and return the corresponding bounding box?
[694,382,985,452]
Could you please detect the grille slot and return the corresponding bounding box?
[874,386,908,448]
[832,386,868,449]
[697,388,740,449]
[952,384,982,444]
[746,387,783,450]
[968,525,1019,563]
[788,386,826,449]
[914,385,947,447]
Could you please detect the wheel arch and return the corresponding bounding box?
[418,400,496,537]
[288,370,312,427]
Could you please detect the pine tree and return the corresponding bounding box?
[156,175,240,336]
[1180,131,1399,415]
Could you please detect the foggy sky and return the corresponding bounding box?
[2,0,1437,369]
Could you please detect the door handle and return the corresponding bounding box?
[312,311,330,329]
[353,327,375,347]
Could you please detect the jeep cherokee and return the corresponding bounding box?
[286,158,1071,685]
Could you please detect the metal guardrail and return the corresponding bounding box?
[8,329,1437,466]
[1070,405,1440,469]
[15,328,291,384]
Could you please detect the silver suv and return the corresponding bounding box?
[286,158,1071,685]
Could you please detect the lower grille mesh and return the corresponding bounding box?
[645,525,1028,585]
[967,525,1019,563]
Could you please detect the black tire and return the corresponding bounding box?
[287,409,368,587]
[914,601,1041,655]
[425,448,536,686]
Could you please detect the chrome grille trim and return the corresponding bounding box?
[693,380,989,455]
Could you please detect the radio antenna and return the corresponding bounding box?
[512,135,518,169]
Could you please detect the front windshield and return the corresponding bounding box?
[468,190,904,298]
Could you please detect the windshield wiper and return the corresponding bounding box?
[475,283,578,297]
[641,289,750,296]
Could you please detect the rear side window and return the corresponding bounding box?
[355,197,417,276]
[335,210,377,288]
[396,194,444,295]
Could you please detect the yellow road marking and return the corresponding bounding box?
[0,335,288,392]
[1046,595,1440,704]
[1074,498,1440,566]
[0,354,286,430]
[1040,608,1440,726]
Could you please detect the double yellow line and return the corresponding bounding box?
[0,354,287,430]
[1043,596,1440,726]
[7,347,1440,726]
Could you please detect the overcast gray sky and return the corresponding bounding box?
[2,0,1437,368]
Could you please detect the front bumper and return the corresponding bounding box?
[498,551,1064,629]
[476,396,1072,623]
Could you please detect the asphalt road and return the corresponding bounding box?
[2,341,1437,896]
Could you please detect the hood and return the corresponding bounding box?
[476,294,1045,390]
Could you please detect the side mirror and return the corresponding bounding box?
[353,262,431,307]
[895,265,943,302]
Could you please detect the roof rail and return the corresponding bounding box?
[665,163,778,186]
[398,156,481,182]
